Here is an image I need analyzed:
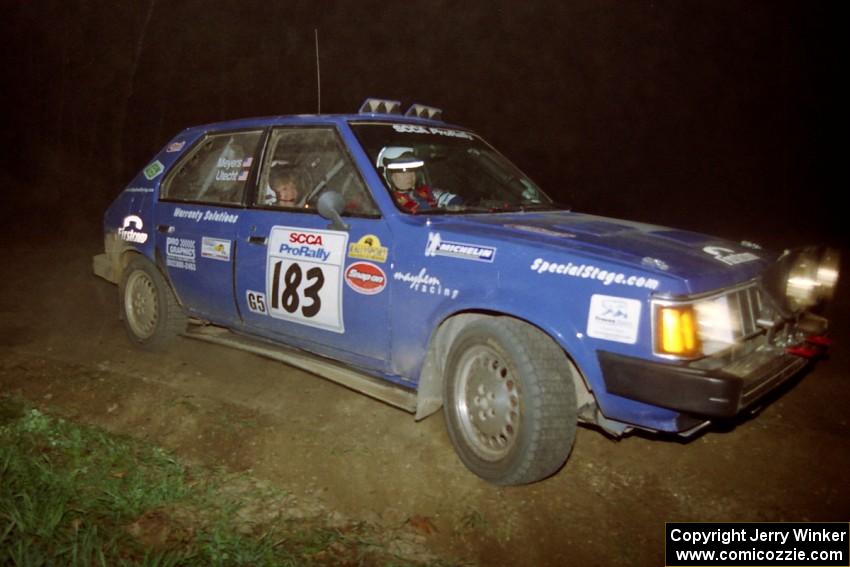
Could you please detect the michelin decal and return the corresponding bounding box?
[425,232,496,263]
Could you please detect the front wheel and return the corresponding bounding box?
[119,257,186,351]
[443,317,577,485]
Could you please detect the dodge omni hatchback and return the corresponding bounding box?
[94,98,839,485]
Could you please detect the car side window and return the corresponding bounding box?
[161,131,262,205]
[255,127,379,216]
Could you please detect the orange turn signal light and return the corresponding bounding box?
[656,305,701,357]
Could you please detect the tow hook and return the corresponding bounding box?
[786,335,832,359]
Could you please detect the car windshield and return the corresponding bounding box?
[350,122,563,214]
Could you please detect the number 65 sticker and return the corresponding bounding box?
[265,227,348,333]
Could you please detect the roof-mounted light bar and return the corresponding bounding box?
[405,103,443,121]
[358,98,402,115]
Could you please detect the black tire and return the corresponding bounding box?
[119,256,187,351]
[442,317,577,485]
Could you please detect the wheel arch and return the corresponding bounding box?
[118,248,186,311]
[414,309,595,421]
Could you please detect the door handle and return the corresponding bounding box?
[157,224,174,234]
[248,235,267,245]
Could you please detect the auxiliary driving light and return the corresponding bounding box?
[786,247,841,310]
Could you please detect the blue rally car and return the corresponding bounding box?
[94,98,839,485]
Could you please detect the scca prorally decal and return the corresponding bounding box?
[166,237,196,271]
[529,258,660,290]
[703,246,759,266]
[393,268,459,299]
[266,227,348,333]
[117,215,148,243]
[586,294,642,345]
[172,207,238,224]
[425,232,496,263]
[143,160,164,180]
[345,262,386,295]
[124,186,154,193]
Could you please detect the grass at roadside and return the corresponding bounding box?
[0,396,451,566]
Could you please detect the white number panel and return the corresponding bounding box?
[265,227,349,333]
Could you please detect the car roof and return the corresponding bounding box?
[178,112,466,139]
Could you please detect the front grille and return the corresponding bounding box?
[729,284,763,340]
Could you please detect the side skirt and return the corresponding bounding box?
[183,324,417,413]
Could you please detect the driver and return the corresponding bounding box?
[376,146,460,213]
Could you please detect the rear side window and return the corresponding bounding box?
[161,130,263,205]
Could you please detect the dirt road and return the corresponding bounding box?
[1,228,848,566]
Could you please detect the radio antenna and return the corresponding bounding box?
[314,29,321,114]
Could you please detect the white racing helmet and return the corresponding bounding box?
[376,146,424,187]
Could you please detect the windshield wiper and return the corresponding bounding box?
[423,205,493,215]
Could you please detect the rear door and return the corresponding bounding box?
[156,129,264,325]
[234,126,393,371]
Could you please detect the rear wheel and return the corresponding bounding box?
[120,257,186,350]
[443,317,577,485]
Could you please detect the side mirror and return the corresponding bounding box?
[316,191,350,231]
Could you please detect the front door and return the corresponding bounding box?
[234,126,392,371]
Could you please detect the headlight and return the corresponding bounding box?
[786,247,840,310]
[654,285,758,359]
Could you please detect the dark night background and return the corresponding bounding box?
[1,1,844,249]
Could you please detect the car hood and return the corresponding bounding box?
[427,211,772,293]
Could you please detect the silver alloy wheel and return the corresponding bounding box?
[453,344,520,461]
[124,270,159,340]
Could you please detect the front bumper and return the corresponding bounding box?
[598,340,812,419]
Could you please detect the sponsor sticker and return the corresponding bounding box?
[117,215,148,244]
[166,237,196,271]
[345,262,387,295]
[703,246,759,266]
[348,234,389,263]
[393,268,459,299]
[425,232,496,263]
[124,186,154,193]
[201,237,231,261]
[143,160,164,180]
[166,141,186,153]
[214,155,255,181]
[586,294,642,344]
[529,258,660,290]
[172,207,238,223]
[391,124,474,139]
[266,227,349,333]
